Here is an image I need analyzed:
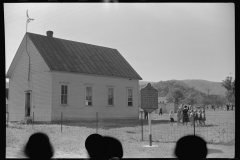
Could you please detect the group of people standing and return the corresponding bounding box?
[172,105,206,127]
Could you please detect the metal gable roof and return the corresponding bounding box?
[27,32,142,80]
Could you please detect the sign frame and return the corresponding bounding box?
[140,83,158,113]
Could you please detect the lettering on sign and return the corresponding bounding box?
[140,83,158,111]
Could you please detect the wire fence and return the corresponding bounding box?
[6,110,235,145]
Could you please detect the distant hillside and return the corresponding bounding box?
[139,79,203,97]
[139,79,227,97]
[182,79,226,96]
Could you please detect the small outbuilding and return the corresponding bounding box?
[166,102,178,113]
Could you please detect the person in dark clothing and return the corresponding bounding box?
[85,134,106,160]
[103,136,123,160]
[85,134,123,160]
[24,132,54,159]
[226,104,229,111]
[144,110,148,120]
[159,107,162,115]
[174,135,208,160]
[182,106,189,126]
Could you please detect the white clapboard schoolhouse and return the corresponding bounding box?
[6,31,142,122]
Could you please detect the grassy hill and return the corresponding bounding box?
[139,79,226,96]
[182,79,226,96]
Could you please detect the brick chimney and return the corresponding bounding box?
[46,31,53,37]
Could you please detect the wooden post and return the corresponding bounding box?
[6,112,9,127]
[32,112,34,126]
[141,111,143,141]
[61,112,63,133]
[193,114,195,136]
[148,112,152,146]
[96,112,98,134]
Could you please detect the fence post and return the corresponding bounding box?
[6,112,9,127]
[96,112,98,134]
[141,111,143,141]
[193,115,195,136]
[32,112,34,126]
[61,112,63,133]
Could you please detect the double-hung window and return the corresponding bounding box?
[61,85,68,105]
[85,86,93,106]
[108,88,114,106]
[127,88,133,106]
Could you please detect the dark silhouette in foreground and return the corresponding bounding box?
[103,136,123,159]
[24,132,54,159]
[174,135,208,160]
[85,133,123,160]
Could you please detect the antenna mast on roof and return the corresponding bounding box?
[26,10,34,82]
[26,10,34,34]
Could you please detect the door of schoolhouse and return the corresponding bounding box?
[25,91,31,117]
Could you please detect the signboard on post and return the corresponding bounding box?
[141,83,158,113]
[140,83,158,147]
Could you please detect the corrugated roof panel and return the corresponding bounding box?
[110,50,132,77]
[59,40,88,73]
[53,38,82,73]
[69,42,93,74]
[81,43,103,75]
[60,41,84,73]
[91,48,112,76]
[45,37,76,72]
[101,47,125,77]
[92,55,108,76]
[104,48,130,78]
[114,50,140,79]
[73,42,97,74]
[37,35,69,71]
[28,33,56,70]
[115,49,142,79]
[28,32,142,80]
[29,33,61,71]
[96,47,120,77]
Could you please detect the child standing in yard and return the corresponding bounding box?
[182,106,189,126]
[177,109,182,126]
[194,109,199,126]
[189,110,194,126]
[201,110,206,126]
[198,110,203,127]
[169,110,174,126]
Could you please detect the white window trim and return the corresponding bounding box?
[127,87,133,107]
[85,84,94,107]
[107,87,115,107]
[60,83,69,106]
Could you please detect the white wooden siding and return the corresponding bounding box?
[8,36,52,122]
[51,71,139,120]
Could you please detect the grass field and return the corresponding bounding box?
[6,109,235,158]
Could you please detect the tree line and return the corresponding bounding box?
[139,78,234,108]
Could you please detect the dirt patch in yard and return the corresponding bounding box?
[6,110,235,158]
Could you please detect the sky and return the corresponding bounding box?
[4,3,235,82]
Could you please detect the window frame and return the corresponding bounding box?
[107,87,115,107]
[127,88,133,107]
[85,85,94,107]
[60,84,69,106]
